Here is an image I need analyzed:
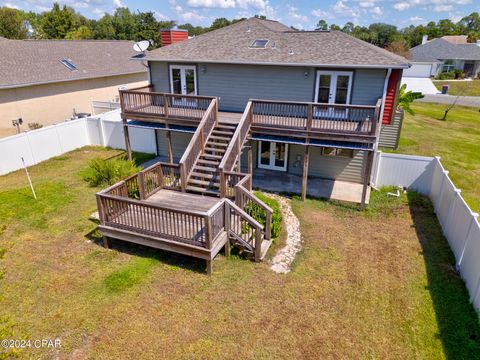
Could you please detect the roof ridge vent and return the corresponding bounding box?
[271,41,276,49]
[288,49,294,55]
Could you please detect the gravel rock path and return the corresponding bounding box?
[268,194,303,274]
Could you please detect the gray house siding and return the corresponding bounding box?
[155,130,192,162]
[242,141,365,183]
[351,69,386,105]
[149,61,387,111]
[379,109,403,150]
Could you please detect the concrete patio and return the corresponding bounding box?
[252,168,370,204]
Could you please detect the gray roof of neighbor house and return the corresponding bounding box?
[146,17,410,69]
[410,37,480,62]
[0,37,146,89]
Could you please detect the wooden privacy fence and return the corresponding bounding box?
[119,86,214,122]
[374,152,480,312]
[250,99,382,136]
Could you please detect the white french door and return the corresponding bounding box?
[258,141,288,172]
[314,70,353,118]
[169,65,197,96]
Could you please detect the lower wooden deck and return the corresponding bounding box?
[101,190,227,260]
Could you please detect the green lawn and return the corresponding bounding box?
[393,102,480,213]
[432,79,480,96]
[1,147,479,358]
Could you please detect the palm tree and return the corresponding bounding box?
[397,84,424,115]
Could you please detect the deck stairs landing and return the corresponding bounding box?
[186,121,237,195]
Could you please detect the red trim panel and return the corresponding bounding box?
[382,69,401,125]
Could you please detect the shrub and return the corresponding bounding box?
[245,192,283,239]
[436,71,455,80]
[82,157,140,187]
[454,69,465,79]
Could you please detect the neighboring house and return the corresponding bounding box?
[408,35,480,78]
[0,37,147,137]
[96,18,409,271]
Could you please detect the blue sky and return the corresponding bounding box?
[3,0,480,28]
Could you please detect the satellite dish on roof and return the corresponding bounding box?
[133,40,150,52]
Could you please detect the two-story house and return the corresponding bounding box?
[97,18,410,272]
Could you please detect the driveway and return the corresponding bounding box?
[416,95,480,107]
[401,77,439,95]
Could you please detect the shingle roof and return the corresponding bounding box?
[146,18,410,68]
[410,38,480,62]
[0,38,146,89]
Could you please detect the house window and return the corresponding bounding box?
[321,147,354,158]
[250,39,269,48]
[60,59,77,70]
[442,60,455,73]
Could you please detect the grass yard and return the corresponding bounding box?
[1,147,480,359]
[432,79,480,96]
[393,102,480,213]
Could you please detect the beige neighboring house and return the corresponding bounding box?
[0,37,147,137]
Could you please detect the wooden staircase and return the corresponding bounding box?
[185,121,237,195]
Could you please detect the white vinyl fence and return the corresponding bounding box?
[374,152,480,311]
[0,110,156,176]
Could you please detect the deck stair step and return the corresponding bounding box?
[201,153,223,160]
[190,172,217,179]
[209,135,231,141]
[212,130,234,136]
[189,178,220,187]
[197,158,220,166]
[206,142,228,147]
[193,165,218,172]
[204,147,226,153]
[185,185,219,195]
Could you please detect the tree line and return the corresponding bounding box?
[1,3,479,53]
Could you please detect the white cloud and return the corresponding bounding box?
[181,11,206,20]
[187,0,236,8]
[287,4,308,22]
[92,7,105,17]
[311,8,328,18]
[357,0,378,8]
[393,2,410,11]
[432,4,452,12]
[370,6,383,17]
[393,0,471,13]
[112,0,124,8]
[409,15,424,22]
[154,11,168,20]
[332,1,360,18]
[3,2,20,9]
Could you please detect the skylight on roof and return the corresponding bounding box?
[250,39,269,48]
[60,59,77,70]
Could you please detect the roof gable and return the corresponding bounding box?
[146,18,409,68]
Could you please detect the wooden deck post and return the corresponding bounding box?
[138,171,146,200]
[360,150,375,210]
[206,260,213,275]
[163,94,169,118]
[248,146,253,178]
[166,129,173,164]
[122,118,132,161]
[301,145,310,201]
[224,201,231,256]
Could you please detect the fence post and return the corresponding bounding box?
[180,163,187,192]
[307,103,313,132]
[205,215,212,250]
[457,212,479,267]
[443,188,461,238]
[224,201,231,256]
[265,211,272,241]
[435,170,449,214]
[163,94,169,118]
[255,227,262,262]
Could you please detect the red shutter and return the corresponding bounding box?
[382,69,401,125]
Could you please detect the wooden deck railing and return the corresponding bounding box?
[119,86,214,123]
[178,98,218,190]
[218,101,253,197]
[251,98,382,137]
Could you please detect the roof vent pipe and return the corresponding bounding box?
[421,35,428,44]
